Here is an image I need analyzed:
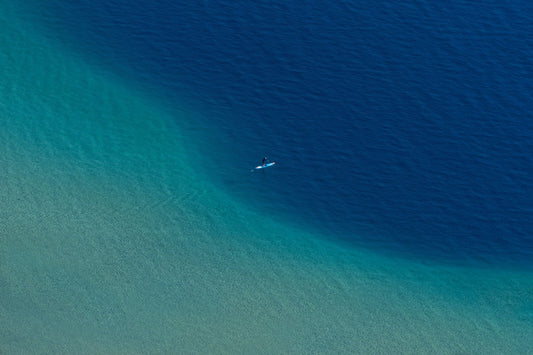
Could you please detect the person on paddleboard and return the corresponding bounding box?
[262,156,268,166]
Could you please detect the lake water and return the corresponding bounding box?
[1,1,532,353]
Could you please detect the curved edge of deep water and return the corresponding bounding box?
[12,0,533,270]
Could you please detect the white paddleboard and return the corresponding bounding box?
[254,162,276,170]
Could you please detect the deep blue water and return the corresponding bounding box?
[29,0,533,265]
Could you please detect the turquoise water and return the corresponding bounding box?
[1,2,533,353]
